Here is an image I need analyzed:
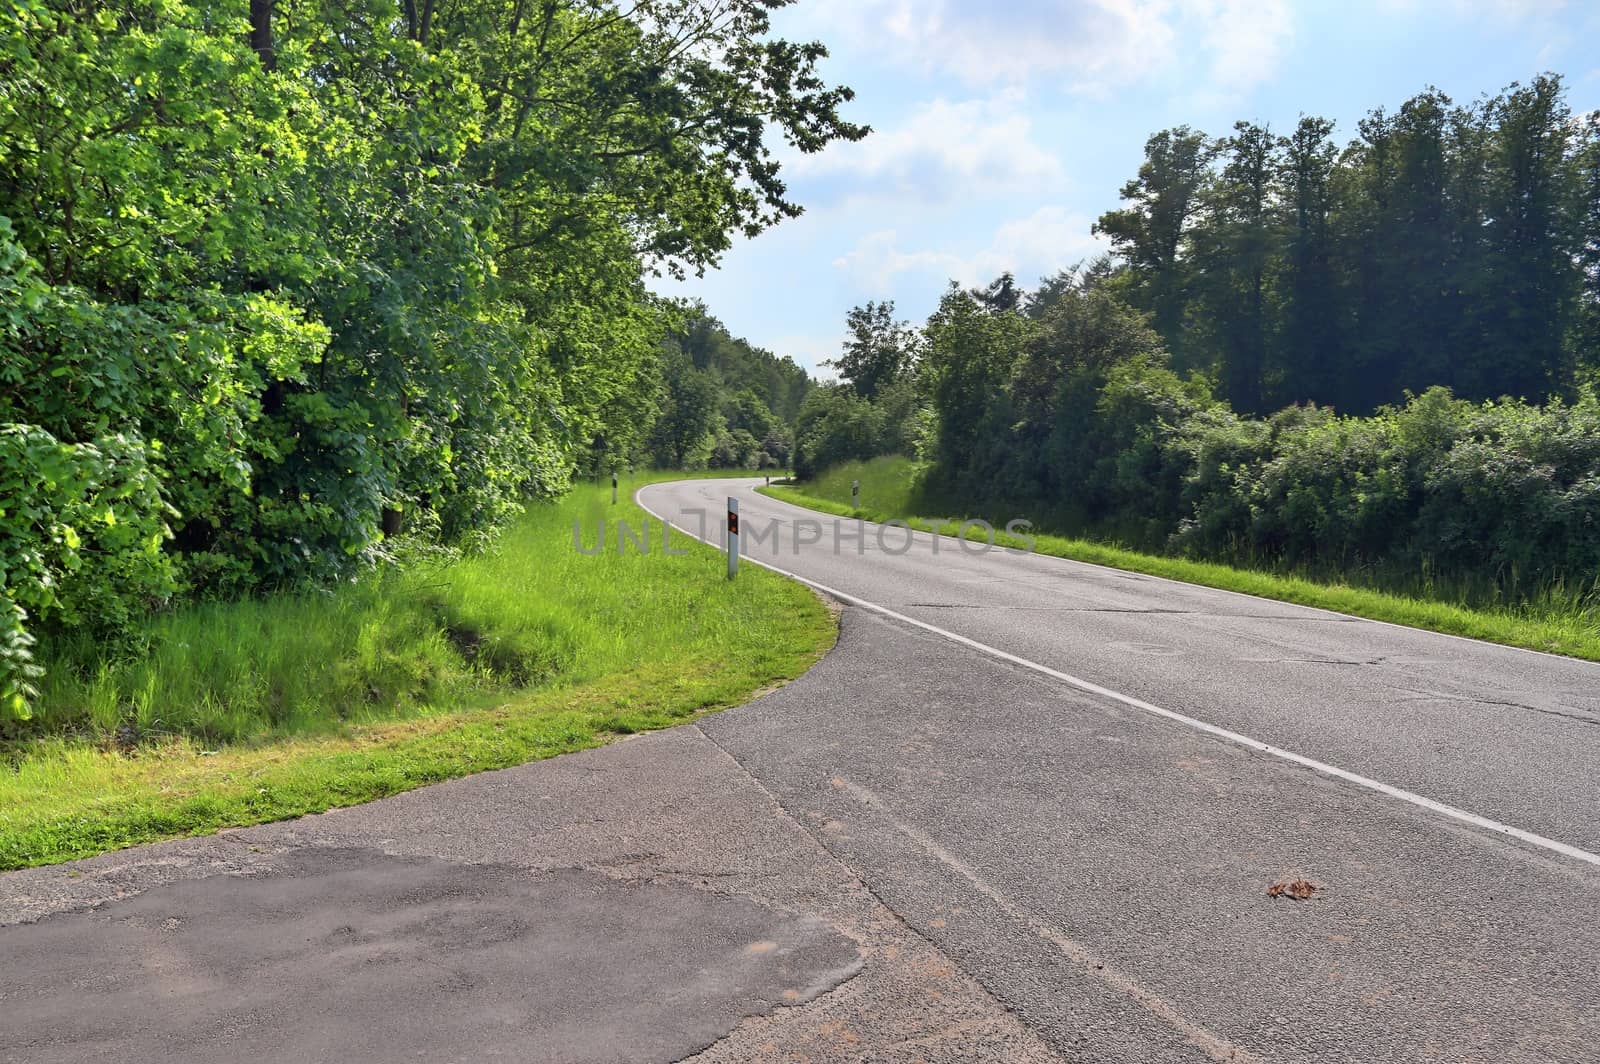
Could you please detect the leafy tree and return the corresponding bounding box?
[1008,275,1185,511]
[972,272,1023,313]
[1276,116,1344,405]
[1476,76,1581,399]
[829,301,918,400]
[1577,112,1600,372]
[646,355,722,469]
[1093,126,1216,365]
[1352,91,1464,402]
[920,285,1033,497]
[1191,121,1279,413]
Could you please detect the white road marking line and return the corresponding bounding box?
[831,776,1265,1064]
[637,484,1600,872]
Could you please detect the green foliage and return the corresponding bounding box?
[763,299,930,479]
[784,72,1600,610]
[767,456,1600,663]
[0,425,175,722]
[647,354,723,470]
[792,388,892,480]
[828,301,918,400]
[7,471,827,749]
[886,269,1600,607]
[1092,126,1215,363]
[644,307,812,471]
[1164,389,1600,596]
[1095,76,1598,412]
[0,1,861,713]
[919,284,1031,498]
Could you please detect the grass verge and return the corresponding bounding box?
[761,456,1600,663]
[1,471,834,870]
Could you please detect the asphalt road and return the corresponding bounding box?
[637,477,1600,1061]
[642,478,1600,856]
[2,724,1060,1064]
[4,476,1599,1063]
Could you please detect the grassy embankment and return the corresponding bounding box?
[0,472,834,870]
[762,455,1600,662]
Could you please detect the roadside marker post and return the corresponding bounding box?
[852,479,860,509]
[726,497,740,579]
[611,471,618,505]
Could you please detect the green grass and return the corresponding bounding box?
[762,456,1600,663]
[784,455,925,518]
[0,471,835,870]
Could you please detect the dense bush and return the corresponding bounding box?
[793,388,892,480]
[920,273,1600,600]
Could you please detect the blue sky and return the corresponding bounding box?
[652,0,1600,376]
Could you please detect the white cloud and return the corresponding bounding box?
[1377,0,1567,17]
[1190,0,1295,90]
[791,0,1292,94]
[832,207,1110,291]
[787,92,1062,200]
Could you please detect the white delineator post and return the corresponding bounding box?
[726,497,740,579]
[852,478,860,509]
[611,471,618,505]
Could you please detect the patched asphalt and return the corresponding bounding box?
[3,850,859,1064]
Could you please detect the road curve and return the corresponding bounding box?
[5,476,1598,1064]
[640,476,1600,1062]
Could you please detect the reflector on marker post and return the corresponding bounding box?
[726,497,739,579]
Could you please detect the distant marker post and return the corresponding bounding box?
[852,478,860,509]
[726,497,740,579]
[611,470,618,505]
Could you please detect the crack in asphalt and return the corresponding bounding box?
[678,724,1057,1064]
[1393,689,1600,728]
[1242,656,1388,666]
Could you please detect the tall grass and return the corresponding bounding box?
[14,472,799,750]
[764,456,1600,662]
[793,455,929,518]
[30,583,478,747]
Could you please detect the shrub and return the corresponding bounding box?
[919,265,1600,601]
[793,388,890,479]
[0,425,175,721]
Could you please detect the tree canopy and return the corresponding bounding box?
[1095,77,1600,414]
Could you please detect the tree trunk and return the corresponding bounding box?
[249,0,275,70]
